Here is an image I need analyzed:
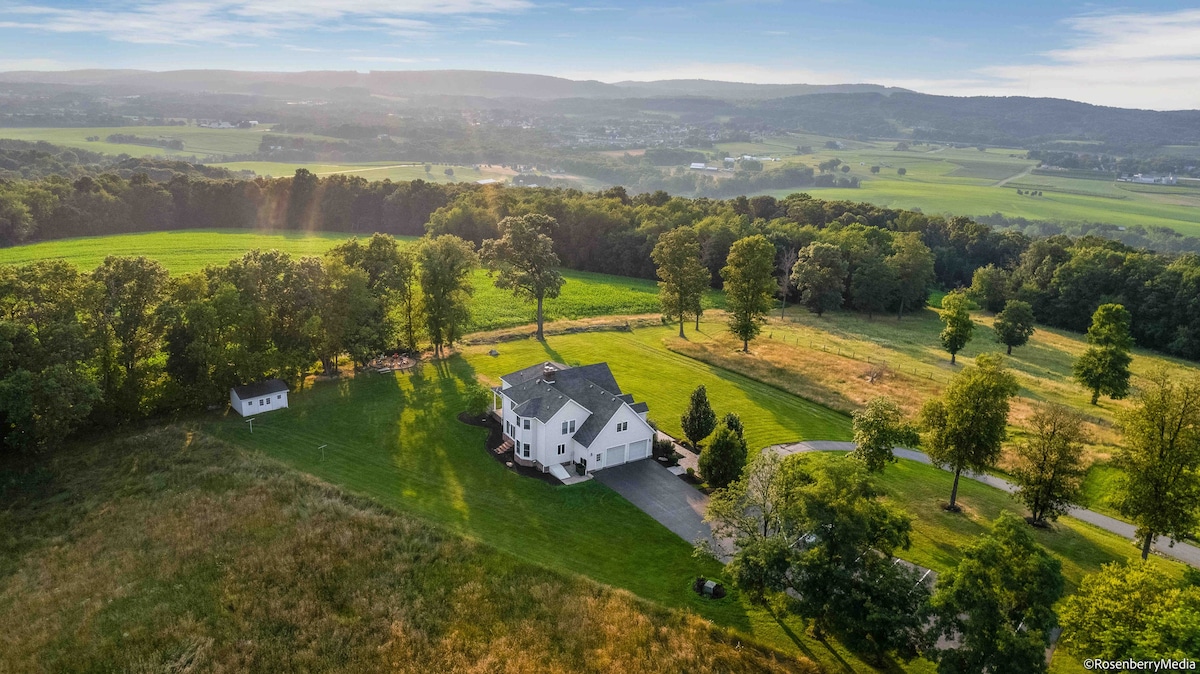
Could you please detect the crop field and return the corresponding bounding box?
[712,136,1200,236]
[211,160,517,183]
[0,229,719,333]
[0,125,274,159]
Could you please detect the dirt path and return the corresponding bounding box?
[993,163,1036,187]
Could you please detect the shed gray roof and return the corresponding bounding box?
[499,362,645,448]
[232,378,288,399]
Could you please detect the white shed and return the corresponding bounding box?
[231,379,289,416]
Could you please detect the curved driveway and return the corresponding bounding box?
[776,441,1200,568]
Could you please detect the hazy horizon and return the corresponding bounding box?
[1,2,1199,110]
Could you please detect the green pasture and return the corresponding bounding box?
[0,229,716,333]
[710,137,1200,236]
[211,160,514,183]
[0,229,355,272]
[0,125,274,159]
[208,325,1179,673]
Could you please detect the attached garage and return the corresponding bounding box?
[605,444,626,467]
[627,439,650,461]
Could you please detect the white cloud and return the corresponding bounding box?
[482,39,527,46]
[905,9,1200,110]
[0,0,531,45]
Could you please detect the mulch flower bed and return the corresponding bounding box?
[457,411,561,486]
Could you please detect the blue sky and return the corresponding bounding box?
[2,1,1199,109]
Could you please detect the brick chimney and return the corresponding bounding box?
[542,363,556,382]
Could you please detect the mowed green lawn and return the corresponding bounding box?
[0,229,720,333]
[206,326,1178,673]
[465,326,851,448]
[203,340,883,672]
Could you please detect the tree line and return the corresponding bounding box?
[5,169,1200,360]
[0,217,568,454]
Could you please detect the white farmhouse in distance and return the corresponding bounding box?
[492,362,654,479]
[230,379,289,416]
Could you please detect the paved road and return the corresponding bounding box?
[593,460,728,559]
[776,441,1200,568]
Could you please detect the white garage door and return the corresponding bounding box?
[605,444,626,467]
[627,439,650,461]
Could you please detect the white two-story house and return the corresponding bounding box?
[493,361,654,475]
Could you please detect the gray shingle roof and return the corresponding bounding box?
[498,362,645,449]
[232,378,288,399]
[499,361,569,388]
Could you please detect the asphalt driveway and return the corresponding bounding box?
[594,460,725,557]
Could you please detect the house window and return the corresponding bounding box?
[557,444,566,455]
[277,394,282,400]
[617,421,627,432]
[595,453,602,462]
[561,421,568,434]
[523,443,531,458]
[265,397,271,405]
[248,400,253,406]
[523,419,530,430]
[259,399,265,405]
[569,419,576,432]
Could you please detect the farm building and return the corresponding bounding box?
[230,379,289,416]
[492,362,653,479]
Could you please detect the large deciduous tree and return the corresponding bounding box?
[416,235,477,358]
[1113,369,1200,560]
[1012,402,1089,526]
[481,214,565,341]
[790,241,847,317]
[920,352,1019,510]
[1059,562,1200,660]
[886,232,935,320]
[1074,303,1133,405]
[927,511,1064,674]
[993,299,1036,355]
[91,255,169,419]
[850,251,897,319]
[851,396,919,472]
[681,384,717,449]
[722,235,778,352]
[651,227,710,338]
[968,263,1009,313]
[705,454,929,664]
[698,424,748,489]
[937,290,974,365]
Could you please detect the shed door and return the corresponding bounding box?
[627,439,649,461]
[605,444,626,467]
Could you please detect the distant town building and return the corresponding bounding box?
[1121,173,1178,185]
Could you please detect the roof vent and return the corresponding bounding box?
[543,364,556,382]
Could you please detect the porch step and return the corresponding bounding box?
[495,439,514,455]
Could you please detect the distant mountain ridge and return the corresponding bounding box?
[0,68,905,101]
